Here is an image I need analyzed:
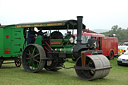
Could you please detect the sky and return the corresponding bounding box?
[0,0,128,32]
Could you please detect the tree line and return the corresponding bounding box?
[101,25,128,42]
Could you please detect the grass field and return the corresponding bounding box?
[0,58,128,85]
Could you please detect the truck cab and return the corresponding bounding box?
[74,32,118,59]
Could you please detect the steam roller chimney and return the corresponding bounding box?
[77,16,83,45]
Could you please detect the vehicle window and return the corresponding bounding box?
[82,36,91,43]
[118,46,127,50]
[74,36,91,44]
[74,36,77,44]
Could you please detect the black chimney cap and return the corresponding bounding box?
[77,16,83,18]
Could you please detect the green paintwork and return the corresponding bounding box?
[0,26,24,57]
[34,36,42,46]
[55,47,73,53]
[64,45,73,48]
[63,38,69,42]
[55,44,73,53]
[0,28,3,57]
[50,39,63,47]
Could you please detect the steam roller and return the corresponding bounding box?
[21,16,112,81]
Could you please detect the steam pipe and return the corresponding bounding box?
[77,16,83,45]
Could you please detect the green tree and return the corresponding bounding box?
[101,25,128,42]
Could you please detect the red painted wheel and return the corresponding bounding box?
[108,51,114,60]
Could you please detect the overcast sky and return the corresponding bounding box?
[0,0,128,31]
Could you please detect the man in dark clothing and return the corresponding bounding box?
[27,27,37,45]
[37,28,43,36]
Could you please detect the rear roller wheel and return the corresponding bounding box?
[22,44,46,73]
[15,59,21,67]
[75,57,95,80]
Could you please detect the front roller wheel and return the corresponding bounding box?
[75,57,95,80]
[22,44,46,73]
[75,55,111,80]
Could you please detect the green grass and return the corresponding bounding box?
[0,58,128,85]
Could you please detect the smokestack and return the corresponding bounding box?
[77,16,83,44]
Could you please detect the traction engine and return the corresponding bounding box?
[22,16,112,80]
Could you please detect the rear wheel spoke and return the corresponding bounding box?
[34,53,39,57]
[28,50,31,54]
[35,60,40,63]
[27,61,30,64]
[32,47,35,55]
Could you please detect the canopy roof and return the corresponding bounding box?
[14,20,86,30]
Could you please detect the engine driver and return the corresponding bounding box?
[27,27,37,45]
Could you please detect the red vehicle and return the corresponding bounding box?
[74,32,118,59]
